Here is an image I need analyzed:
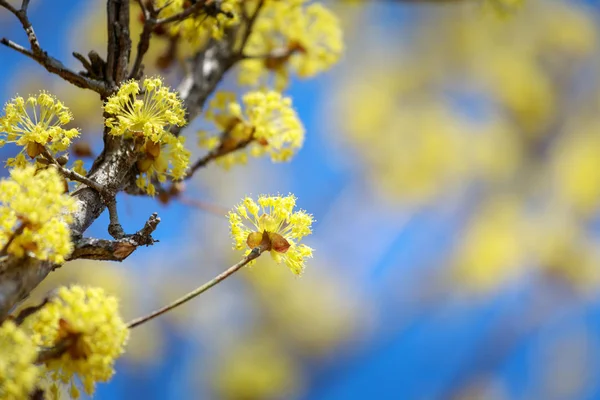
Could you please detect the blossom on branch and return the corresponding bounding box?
[0,321,39,400]
[26,286,129,398]
[0,166,78,263]
[104,77,190,195]
[155,0,241,48]
[199,90,304,168]
[229,194,313,275]
[0,92,80,166]
[240,1,343,89]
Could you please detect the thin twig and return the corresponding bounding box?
[0,222,26,256]
[0,38,107,94]
[155,1,207,25]
[127,244,267,329]
[40,148,106,194]
[238,0,264,54]
[0,2,107,94]
[129,0,155,79]
[107,198,126,239]
[177,196,229,216]
[185,137,253,179]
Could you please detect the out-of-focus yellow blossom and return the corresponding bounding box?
[26,286,129,397]
[245,260,358,355]
[0,92,80,163]
[135,134,191,196]
[104,77,189,195]
[240,1,343,89]
[483,0,524,17]
[229,194,313,275]
[71,160,87,177]
[452,197,531,293]
[200,91,304,168]
[155,0,240,48]
[0,321,40,400]
[529,213,600,291]
[212,336,300,400]
[552,124,600,216]
[477,52,554,135]
[104,77,186,142]
[0,166,78,263]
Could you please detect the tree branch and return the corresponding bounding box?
[106,0,132,86]
[185,136,253,179]
[0,1,108,95]
[68,213,160,262]
[127,240,268,329]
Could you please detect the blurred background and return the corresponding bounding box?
[3,0,600,399]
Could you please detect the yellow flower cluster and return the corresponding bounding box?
[104,77,190,195]
[0,166,78,263]
[0,92,80,165]
[135,134,190,196]
[104,77,186,141]
[200,91,304,168]
[27,286,129,398]
[229,194,313,275]
[0,321,39,400]
[240,1,343,89]
[155,0,240,48]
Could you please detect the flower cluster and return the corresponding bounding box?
[104,77,190,195]
[199,90,305,168]
[135,134,190,196]
[155,0,240,48]
[0,92,80,165]
[0,321,40,399]
[229,194,313,275]
[240,1,343,89]
[26,286,129,398]
[0,166,78,263]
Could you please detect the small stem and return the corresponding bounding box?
[107,198,125,239]
[127,245,266,329]
[0,221,26,256]
[40,148,106,194]
[185,137,253,180]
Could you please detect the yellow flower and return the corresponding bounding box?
[229,194,313,275]
[0,92,80,163]
[104,77,186,143]
[0,321,40,400]
[26,286,129,397]
[200,90,304,168]
[240,1,343,89]
[104,77,190,195]
[135,134,191,196]
[0,166,78,263]
[155,0,240,48]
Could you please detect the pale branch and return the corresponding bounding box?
[69,213,160,261]
[127,242,267,329]
[0,1,108,95]
[175,38,239,135]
